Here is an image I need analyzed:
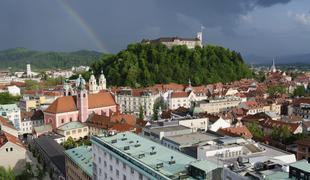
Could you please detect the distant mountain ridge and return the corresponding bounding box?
[245,53,310,65]
[0,48,104,71]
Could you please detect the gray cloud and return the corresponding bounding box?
[0,0,303,57]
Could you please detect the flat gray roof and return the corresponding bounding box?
[150,125,190,134]
[163,132,219,147]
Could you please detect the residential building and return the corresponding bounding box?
[0,131,27,173]
[55,121,89,141]
[115,88,161,117]
[192,96,242,114]
[86,112,137,135]
[0,104,21,131]
[295,137,310,161]
[91,132,219,180]
[32,135,66,180]
[0,116,19,137]
[44,75,117,129]
[7,85,20,96]
[142,32,203,49]
[20,110,44,134]
[19,97,38,112]
[65,146,92,180]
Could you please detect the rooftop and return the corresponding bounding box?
[64,146,93,177]
[57,121,86,131]
[148,125,191,134]
[33,135,65,175]
[163,132,219,147]
[91,132,210,179]
[289,160,310,172]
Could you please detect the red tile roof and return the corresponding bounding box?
[260,119,300,133]
[0,116,16,130]
[0,131,25,149]
[44,96,77,114]
[217,126,253,139]
[171,91,190,98]
[45,92,116,114]
[88,92,116,109]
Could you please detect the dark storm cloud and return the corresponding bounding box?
[0,0,298,55]
[256,0,292,7]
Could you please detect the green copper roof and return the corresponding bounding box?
[189,160,217,173]
[58,121,86,131]
[91,132,213,179]
[290,160,310,172]
[64,146,93,177]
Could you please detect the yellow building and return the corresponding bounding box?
[56,121,89,141]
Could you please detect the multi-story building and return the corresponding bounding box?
[142,32,203,49]
[91,132,219,180]
[55,121,89,141]
[64,146,92,180]
[197,136,296,166]
[295,137,310,161]
[0,131,27,173]
[20,110,44,134]
[192,96,242,114]
[32,135,66,180]
[0,104,21,131]
[115,88,161,117]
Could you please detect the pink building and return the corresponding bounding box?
[44,91,117,129]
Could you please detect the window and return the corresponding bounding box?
[110,165,113,171]
[116,158,119,165]
[123,175,126,180]
[116,169,119,177]
[6,148,8,152]
[109,154,112,160]
[70,117,72,122]
[123,162,126,169]
[99,168,102,176]
[139,173,143,180]
[104,161,107,167]
[131,167,134,174]
[10,147,13,151]
[99,157,101,163]
[61,119,64,124]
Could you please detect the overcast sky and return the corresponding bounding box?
[1,0,310,58]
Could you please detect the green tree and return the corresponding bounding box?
[24,80,40,90]
[293,86,306,97]
[0,166,15,180]
[63,136,76,150]
[0,93,20,104]
[267,85,287,97]
[247,122,264,138]
[138,105,144,120]
[91,44,253,87]
[270,125,292,144]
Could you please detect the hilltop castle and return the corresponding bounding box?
[142,32,203,49]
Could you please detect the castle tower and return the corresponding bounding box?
[76,75,89,122]
[89,71,98,94]
[98,70,106,91]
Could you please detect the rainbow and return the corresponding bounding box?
[57,0,108,52]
